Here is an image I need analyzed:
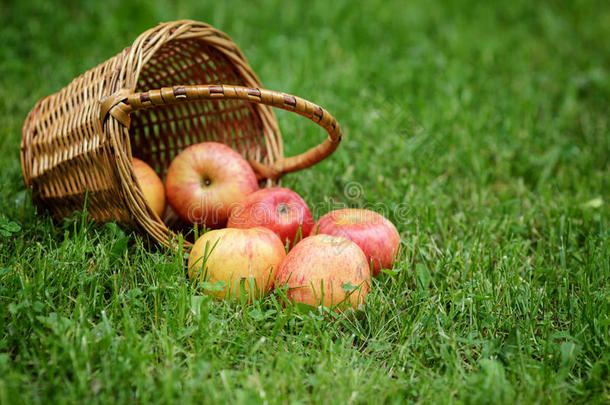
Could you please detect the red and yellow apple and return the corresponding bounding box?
[132,157,166,218]
[312,209,400,276]
[227,187,313,247]
[276,234,371,309]
[165,142,258,228]
[188,227,286,300]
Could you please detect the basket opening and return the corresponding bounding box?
[129,38,267,176]
[127,38,268,233]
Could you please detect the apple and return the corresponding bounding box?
[311,209,400,276]
[165,142,258,228]
[132,157,166,218]
[188,227,286,300]
[227,187,313,247]
[276,234,371,309]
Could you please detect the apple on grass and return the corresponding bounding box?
[227,187,313,247]
[165,142,258,229]
[312,209,400,276]
[276,234,371,310]
[132,157,166,218]
[188,227,286,301]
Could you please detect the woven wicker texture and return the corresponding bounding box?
[21,20,341,249]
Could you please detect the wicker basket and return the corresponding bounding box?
[21,20,341,249]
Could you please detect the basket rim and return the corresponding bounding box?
[108,20,283,250]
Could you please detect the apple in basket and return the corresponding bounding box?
[276,234,371,310]
[165,142,258,228]
[188,227,286,300]
[311,209,400,276]
[132,158,166,218]
[227,187,313,247]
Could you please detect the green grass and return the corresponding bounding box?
[1,0,609,403]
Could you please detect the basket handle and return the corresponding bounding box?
[101,85,342,180]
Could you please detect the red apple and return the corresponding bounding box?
[188,227,286,300]
[132,158,166,218]
[227,187,313,247]
[312,209,400,276]
[165,142,258,228]
[276,234,371,310]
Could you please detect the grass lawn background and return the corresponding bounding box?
[1,0,609,403]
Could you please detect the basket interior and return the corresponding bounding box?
[127,38,270,232]
[129,39,266,179]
